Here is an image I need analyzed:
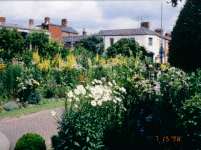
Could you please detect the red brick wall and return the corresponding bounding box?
[48,25,62,43]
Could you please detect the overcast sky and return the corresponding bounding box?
[0,0,186,36]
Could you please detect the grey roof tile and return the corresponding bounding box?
[98,27,171,41]
[62,36,84,43]
[62,27,79,34]
[0,22,41,30]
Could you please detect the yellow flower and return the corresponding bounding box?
[65,54,77,70]
[122,72,126,74]
[161,63,167,70]
[38,58,51,71]
[32,49,40,64]
[95,53,99,64]
[88,58,92,68]
[141,77,145,80]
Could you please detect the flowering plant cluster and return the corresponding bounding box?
[66,79,127,113]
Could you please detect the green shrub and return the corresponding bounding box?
[4,101,20,111]
[5,64,22,99]
[51,134,59,149]
[0,106,3,113]
[28,90,43,104]
[14,132,46,150]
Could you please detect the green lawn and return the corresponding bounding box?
[0,98,68,121]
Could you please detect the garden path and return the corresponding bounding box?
[0,107,65,150]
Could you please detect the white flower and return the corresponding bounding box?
[75,97,79,101]
[92,81,95,85]
[140,69,143,72]
[86,84,90,89]
[67,91,73,98]
[74,104,78,108]
[115,97,122,102]
[108,82,112,87]
[74,89,80,95]
[113,99,117,103]
[98,80,102,84]
[91,100,97,106]
[112,80,116,85]
[88,94,93,97]
[77,85,84,90]
[149,64,153,68]
[97,101,102,106]
[120,87,126,93]
[113,91,120,95]
[51,111,56,116]
[81,89,86,95]
[68,99,72,102]
[22,87,27,90]
[124,107,127,111]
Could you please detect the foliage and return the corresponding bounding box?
[46,38,62,60]
[27,89,43,104]
[22,48,33,68]
[0,106,3,113]
[105,38,148,59]
[26,29,49,58]
[79,34,104,55]
[4,64,22,99]
[54,80,127,149]
[65,52,77,70]
[14,132,46,150]
[51,54,63,69]
[51,135,60,149]
[168,0,201,72]
[0,27,25,62]
[4,101,21,111]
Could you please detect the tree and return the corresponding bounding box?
[170,0,183,7]
[79,34,104,55]
[105,38,148,59]
[26,29,49,58]
[0,27,25,62]
[168,0,201,72]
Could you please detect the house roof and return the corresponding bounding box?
[37,23,62,27]
[62,27,79,34]
[0,22,42,30]
[98,27,171,41]
[62,36,84,44]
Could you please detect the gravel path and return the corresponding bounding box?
[0,107,66,150]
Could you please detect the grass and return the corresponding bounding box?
[0,98,68,121]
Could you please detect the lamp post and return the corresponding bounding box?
[159,2,165,64]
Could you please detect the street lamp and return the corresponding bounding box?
[159,2,165,64]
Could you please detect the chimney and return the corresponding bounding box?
[62,18,67,27]
[165,32,171,38]
[141,22,150,29]
[83,27,87,38]
[155,29,164,35]
[0,17,6,23]
[45,17,50,24]
[29,19,34,26]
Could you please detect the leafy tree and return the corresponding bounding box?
[0,27,25,63]
[26,29,49,58]
[170,0,183,7]
[79,34,104,55]
[105,38,148,59]
[168,0,201,72]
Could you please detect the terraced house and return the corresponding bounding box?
[0,16,87,50]
[98,22,171,63]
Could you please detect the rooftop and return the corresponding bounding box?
[98,27,171,41]
[62,36,84,44]
[0,22,41,30]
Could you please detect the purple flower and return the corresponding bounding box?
[101,77,106,82]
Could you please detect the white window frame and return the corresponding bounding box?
[110,38,114,46]
[149,37,153,46]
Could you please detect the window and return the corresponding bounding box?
[149,38,153,46]
[110,38,114,46]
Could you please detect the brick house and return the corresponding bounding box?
[0,16,86,50]
[98,22,171,63]
[63,27,87,49]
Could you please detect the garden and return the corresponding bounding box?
[0,25,201,150]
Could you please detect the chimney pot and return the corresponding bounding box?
[155,29,164,35]
[29,19,34,26]
[141,22,150,29]
[83,27,87,38]
[0,17,6,23]
[45,17,50,24]
[62,18,67,27]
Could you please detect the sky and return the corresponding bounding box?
[0,0,186,36]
